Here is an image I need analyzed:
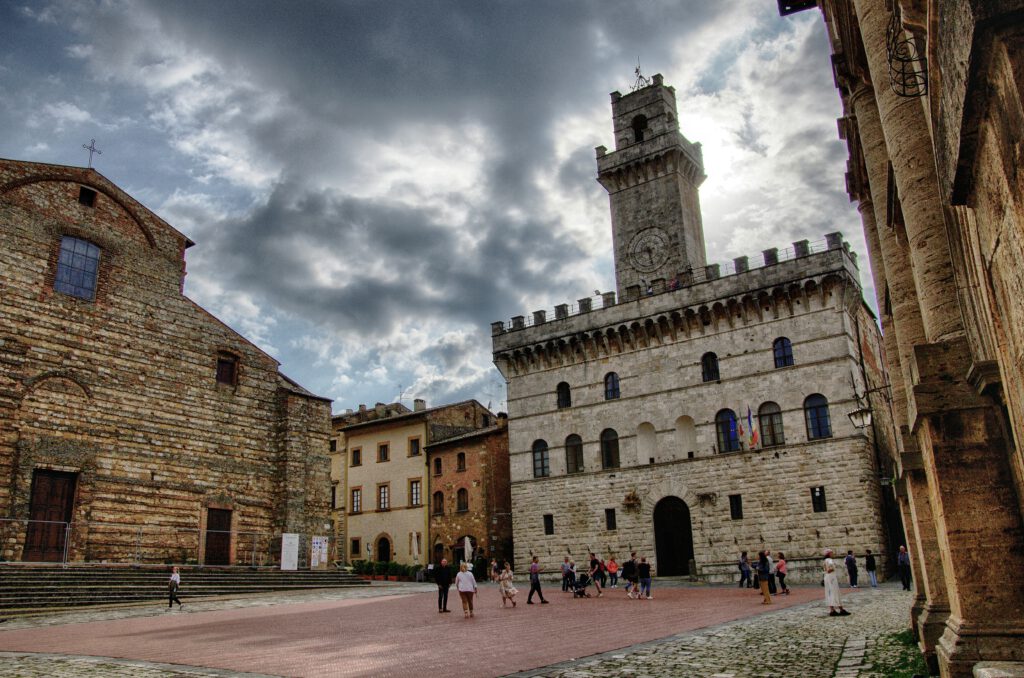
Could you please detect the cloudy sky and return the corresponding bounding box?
[1,0,868,414]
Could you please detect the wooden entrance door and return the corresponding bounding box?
[204,508,232,565]
[23,470,77,562]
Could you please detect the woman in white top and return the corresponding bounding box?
[455,561,478,618]
[168,566,183,609]
[823,549,849,616]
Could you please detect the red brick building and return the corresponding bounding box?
[0,159,332,566]
[426,415,511,566]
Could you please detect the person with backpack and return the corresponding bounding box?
[622,552,638,598]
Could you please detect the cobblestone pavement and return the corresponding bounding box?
[0,582,914,677]
[517,584,915,678]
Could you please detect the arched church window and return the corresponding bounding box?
[600,429,620,469]
[804,394,832,440]
[565,434,584,474]
[758,402,785,447]
[773,337,794,368]
[532,440,550,478]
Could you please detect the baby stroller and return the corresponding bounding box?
[573,573,592,598]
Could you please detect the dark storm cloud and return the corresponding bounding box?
[200,179,590,338]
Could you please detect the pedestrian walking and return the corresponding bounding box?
[491,558,500,582]
[637,556,653,599]
[598,558,608,588]
[607,557,619,588]
[776,552,789,594]
[498,561,518,607]
[765,548,777,594]
[622,552,639,597]
[456,562,478,618]
[435,557,452,613]
[865,549,878,587]
[756,551,772,604]
[588,552,604,597]
[527,555,549,604]
[845,550,859,588]
[738,551,751,588]
[897,545,912,590]
[561,556,572,592]
[167,566,183,609]
[823,548,850,616]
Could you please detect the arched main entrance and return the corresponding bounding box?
[376,537,391,562]
[653,496,695,575]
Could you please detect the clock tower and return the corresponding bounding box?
[596,73,707,298]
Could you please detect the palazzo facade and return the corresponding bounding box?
[492,76,898,585]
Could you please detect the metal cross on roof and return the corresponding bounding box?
[82,139,102,168]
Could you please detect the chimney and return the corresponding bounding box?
[414,398,427,412]
[358,404,366,412]
[374,403,386,417]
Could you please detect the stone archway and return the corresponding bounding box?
[653,496,694,576]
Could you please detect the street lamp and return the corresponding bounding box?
[848,405,873,429]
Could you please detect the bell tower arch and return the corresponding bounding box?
[596,73,708,298]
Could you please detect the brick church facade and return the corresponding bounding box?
[0,159,332,567]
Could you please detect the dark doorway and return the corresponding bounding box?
[653,496,695,575]
[377,537,391,562]
[24,470,77,562]
[204,508,232,565]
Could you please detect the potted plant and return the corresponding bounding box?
[387,561,403,581]
[374,560,389,580]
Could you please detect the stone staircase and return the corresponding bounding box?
[0,565,368,615]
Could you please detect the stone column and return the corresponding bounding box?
[896,481,928,634]
[852,0,962,345]
[848,84,956,665]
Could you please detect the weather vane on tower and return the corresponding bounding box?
[631,58,651,91]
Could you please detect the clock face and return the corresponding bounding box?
[627,228,670,272]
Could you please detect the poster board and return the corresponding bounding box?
[281,533,299,571]
[311,536,329,570]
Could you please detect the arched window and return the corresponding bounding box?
[604,372,620,400]
[565,434,584,474]
[716,409,740,452]
[433,458,442,475]
[674,415,696,458]
[758,401,785,447]
[636,422,656,464]
[632,114,648,143]
[432,491,444,515]
[600,429,620,469]
[701,352,720,382]
[556,382,571,409]
[457,452,466,471]
[456,488,469,512]
[805,394,832,439]
[532,440,550,478]
[773,337,794,368]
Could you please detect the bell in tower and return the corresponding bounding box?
[596,73,708,298]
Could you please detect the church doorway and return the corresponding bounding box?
[204,508,232,565]
[376,536,391,562]
[24,469,77,562]
[653,496,694,575]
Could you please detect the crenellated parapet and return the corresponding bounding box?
[492,233,861,378]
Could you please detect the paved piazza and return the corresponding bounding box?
[0,581,915,677]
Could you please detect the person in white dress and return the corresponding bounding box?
[823,549,850,616]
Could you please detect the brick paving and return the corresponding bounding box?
[0,581,914,677]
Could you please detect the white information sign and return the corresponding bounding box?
[311,536,329,569]
[281,533,299,571]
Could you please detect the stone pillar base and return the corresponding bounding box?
[938,618,1024,678]
[918,604,951,675]
[910,593,927,636]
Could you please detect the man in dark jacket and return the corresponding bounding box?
[435,558,452,612]
[865,549,878,588]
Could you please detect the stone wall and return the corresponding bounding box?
[0,159,332,565]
